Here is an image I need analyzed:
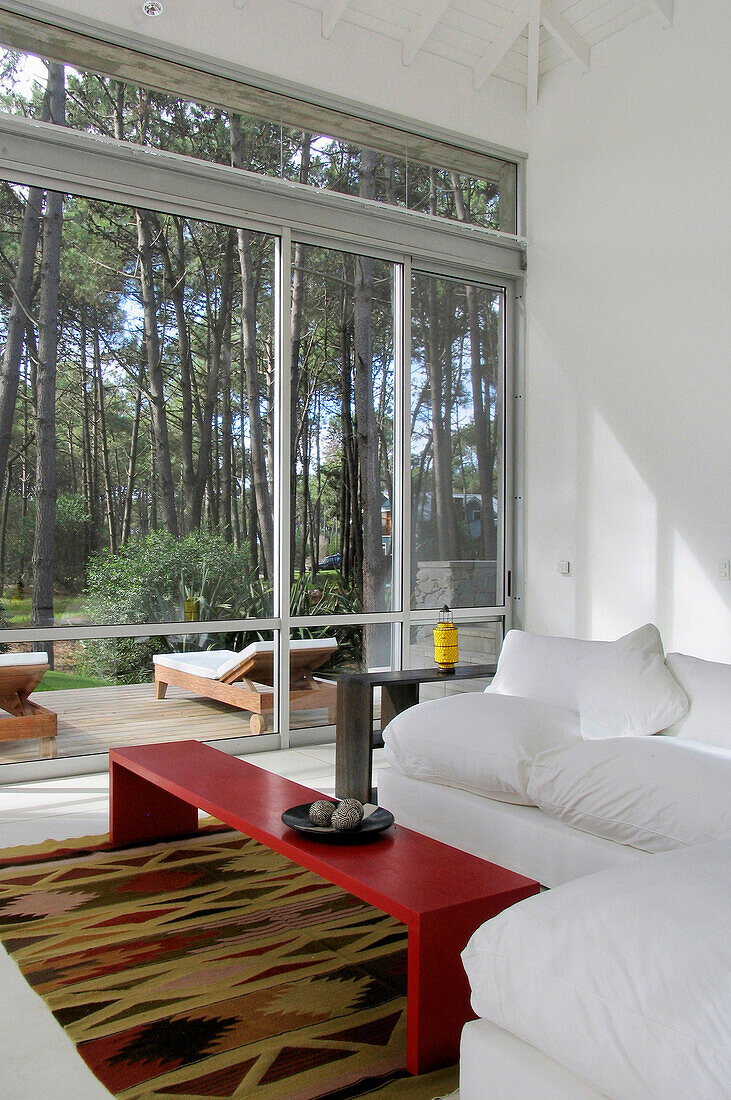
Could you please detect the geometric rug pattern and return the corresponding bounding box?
[0,828,412,1099]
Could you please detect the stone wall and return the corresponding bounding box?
[413,559,497,610]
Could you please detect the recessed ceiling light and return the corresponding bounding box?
[142,1,163,16]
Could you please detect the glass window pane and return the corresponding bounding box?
[289,623,392,739]
[0,182,275,629]
[290,243,394,614]
[410,273,505,610]
[0,50,517,232]
[405,161,516,232]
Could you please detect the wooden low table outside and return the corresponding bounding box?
[109,741,538,1075]
[335,664,496,802]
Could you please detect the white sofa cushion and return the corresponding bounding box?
[462,840,731,1100]
[382,692,580,804]
[662,652,731,747]
[527,736,731,852]
[487,624,688,738]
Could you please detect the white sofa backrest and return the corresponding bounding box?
[662,653,731,748]
[487,625,689,738]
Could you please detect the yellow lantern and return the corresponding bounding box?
[433,604,458,672]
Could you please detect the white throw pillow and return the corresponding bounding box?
[487,624,689,737]
[527,736,731,851]
[462,840,731,1100]
[663,652,731,747]
[382,692,580,804]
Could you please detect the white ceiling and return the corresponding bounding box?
[287,0,674,106]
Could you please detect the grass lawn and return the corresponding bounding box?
[2,593,88,626]
[34,669,111,691]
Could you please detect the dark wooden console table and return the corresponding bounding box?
[335,664,496,802]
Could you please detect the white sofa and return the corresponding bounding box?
[379,625,730,886]
[378,626,731,1099]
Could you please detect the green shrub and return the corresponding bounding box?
[82,531,255,682]
[85,530,256,627]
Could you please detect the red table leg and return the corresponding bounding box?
[110,758,198,846]
[406,896,506,1074]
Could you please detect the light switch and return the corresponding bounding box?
[557,560,571,576]
[718,560,730,582]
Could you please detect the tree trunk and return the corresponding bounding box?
[94,316,117,552]
[0,184,44,501]
[154,215,196,529]
[79,309,94,556]
[191,229,235,529]
[289,133,311,579]
[0,462,13,594]
[148,428,158,530]
[121,358,144,544]
[0,89,51,500]
[423,242,457,558]
[451,173,497,560]
[231,114,274,577]
[340,320,362,583]
[31,62,65,660]
[135,208,178,537]
[353,150,386,619]
[221,306,234,543]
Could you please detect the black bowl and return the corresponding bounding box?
[281,802,395,844]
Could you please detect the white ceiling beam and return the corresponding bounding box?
[526,0,541,110]
[645,0,674,27]
[403,0,452,67]
[540,0,590,71]
[321,0,352,40]
[473,0,533,92]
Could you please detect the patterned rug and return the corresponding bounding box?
[0,828,458,1099]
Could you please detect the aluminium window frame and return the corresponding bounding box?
[0,104,524,781]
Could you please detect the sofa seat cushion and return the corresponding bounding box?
[462,839,731,1100]
[663,652,731,747]
[527,736,731,852]
[382,692,580,804]
[487,624,688,738]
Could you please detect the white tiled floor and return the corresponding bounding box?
[0,743,390,847]
[0,743,392,1099]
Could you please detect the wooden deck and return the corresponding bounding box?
[0,683,335,765]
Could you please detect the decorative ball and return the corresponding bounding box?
[331,799,364,831]
[309,800,336,826]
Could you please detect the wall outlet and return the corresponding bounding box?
[717,560,730,582]
[557,560,571,576]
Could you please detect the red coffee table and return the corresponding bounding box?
[109,741,538,1074]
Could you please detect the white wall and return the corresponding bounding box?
[520,0,731,661]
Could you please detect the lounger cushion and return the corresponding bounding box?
[0,652,49,668]
[154,638,337,682]
[154,651,240,681]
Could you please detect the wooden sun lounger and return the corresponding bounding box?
[0,657,58,758]
[153,639,339,735]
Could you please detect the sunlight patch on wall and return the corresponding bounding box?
[588,410,658,639]
[671,533,731,663]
